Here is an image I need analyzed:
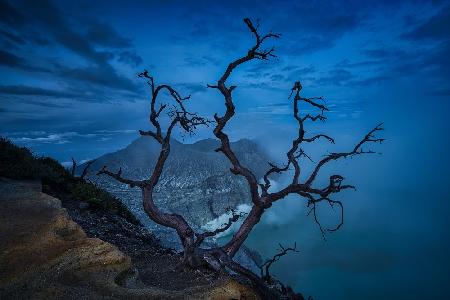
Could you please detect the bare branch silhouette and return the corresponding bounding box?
[80,159,96,180]
[195,208,247,247]
[97,166,144,188]
[95,18,382,300]
[260,242,299,281]
[71,157,76,177]
[71,158,96,180]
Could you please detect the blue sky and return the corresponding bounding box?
[1,0,449,163]
[1,1,450,299]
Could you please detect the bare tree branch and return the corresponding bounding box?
[305,123,384,186]
[195,208,246,247]
[71,157,76,177]
[97,166,145,188]
[262,162,289,194]
[210,18,280,211]
[306,195,344,238]
[206,18,282,257]
[260,243,299,281]
[303,134,335,144]
[80,159,96,180]
[99,70,213,266]
[70,158,95,180]
[137,70,211,143]
[205,18,384,258]
[139,129,163,143]
[95,17,384,299]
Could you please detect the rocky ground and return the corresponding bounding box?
[0,178,259,299]
[51,182,222,291]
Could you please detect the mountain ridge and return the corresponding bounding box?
[78,136,272,259]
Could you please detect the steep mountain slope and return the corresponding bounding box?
[79,137,272,250]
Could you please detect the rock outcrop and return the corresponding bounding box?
[0,178,259,299]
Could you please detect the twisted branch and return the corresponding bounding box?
[207,20,384,257]
[195,208,247,247]
[209,18,280,209]
[260,242,299,281]
[95,17,383,299]
[80,159,96,180]
[305,123,384,186]
[70,158,96,180]
[97,166,144,188]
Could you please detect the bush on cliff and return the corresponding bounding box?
[0,137,139,224]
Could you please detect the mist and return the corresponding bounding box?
[233,96,450,299]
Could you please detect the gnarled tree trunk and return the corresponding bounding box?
[98,17,383,299]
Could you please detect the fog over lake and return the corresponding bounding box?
[217,98,450,299]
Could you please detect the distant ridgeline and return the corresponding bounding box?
[78,137,272,249]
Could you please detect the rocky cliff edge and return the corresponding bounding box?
[0,179,258,299]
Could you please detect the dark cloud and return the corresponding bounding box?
[285,66,315,82]
[183,55,221,67]
[270,74,284,81]
[428,88,450,96]
[0,0,25,26]
[314,66,390,87]
[117,51,143,67]
[0,49,23,67]
[0,85,79,98]
[357,6,450,90]
[17,1,104,64]
[317,69,354,86]
[421,40,450,79]
[281,35,335,56]
[286,2,360,35]
[336,58,385,69]
[0,84,129,104]
[245,61,275,73]
[281,65,297,72]
[0,29,26,46]
[1,0,142,93]
[55,64,138,92]
[190,20,212,37]
[29,33,51,46]
[183,57,207,67]
[173,0,369,56]
[264,102,289,107]
[363,48,407,59]
[176,83,207,94]
[85,21,132,48]
[398,5,450,90]
[271,1,365,55]
[350,74,390,87]
[402,4,450,41]
[0,49,50,72]
[14,99,70,108]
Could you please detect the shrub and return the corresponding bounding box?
[0,137,140,224]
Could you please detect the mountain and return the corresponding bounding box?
[78,136,272,251]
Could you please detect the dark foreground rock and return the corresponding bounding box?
[0,179,259,299]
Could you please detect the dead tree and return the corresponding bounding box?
[71,158,96,180]
[98,18,383,298]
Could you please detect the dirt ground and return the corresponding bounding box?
[52,185,227,291]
